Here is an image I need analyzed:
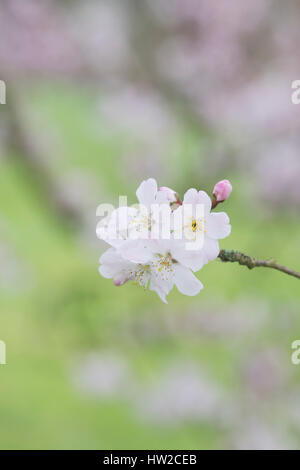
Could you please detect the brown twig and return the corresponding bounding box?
[218,250,300,280]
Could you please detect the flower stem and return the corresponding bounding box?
[218,250,300,280]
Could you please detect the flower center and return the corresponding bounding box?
[184,216,206,240]
[130,264,151,288]
[131,210,155,233]
[191,219,198,232]
[152,253,174,281]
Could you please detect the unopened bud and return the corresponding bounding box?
[114,276,127,286]
[159,186,178,203]
[213,180,232,202]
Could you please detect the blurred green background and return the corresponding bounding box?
[0,0,300,450]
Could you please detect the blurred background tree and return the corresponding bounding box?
[0,0,300,450]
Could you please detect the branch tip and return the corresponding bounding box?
[218,249,300,280]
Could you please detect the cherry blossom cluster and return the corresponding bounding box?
[97,179,232,303]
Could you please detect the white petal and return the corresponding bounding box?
[150,239,173,256]
[174,264,203,296]
[99,247,120,265]
[155,189,171,205]
[183,189,212,215]
[206,212,231,239]
[136,178,158,208]
[119,240,153,263]
[99,264,115,279]
[173,247,206,271]
[107,238,127,249]
[149,278,169,304]
[183,188,198,205]
[196,191,212,215]
[99,248,132,274]
[203,237,220,262]
[99,262,126,279]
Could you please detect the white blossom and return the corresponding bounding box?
[97,178,231,302]
[171,189,231,271]
[99,242,203,303]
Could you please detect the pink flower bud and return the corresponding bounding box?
[114,276,127,286]
[159,186,178,203]
[213,180,232,202]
